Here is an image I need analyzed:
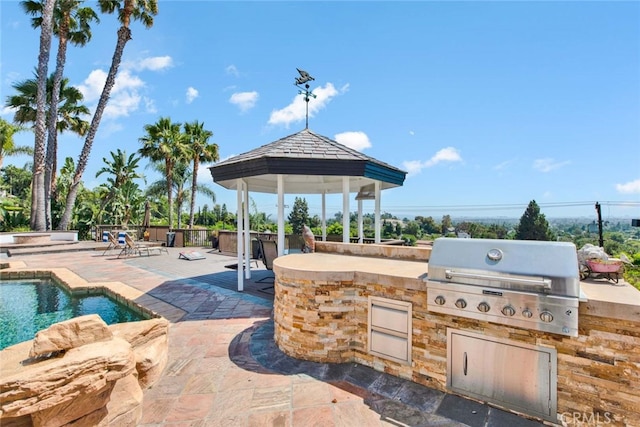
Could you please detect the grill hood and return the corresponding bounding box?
[427,238,580,298]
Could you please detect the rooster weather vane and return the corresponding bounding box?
[295,68,317,129]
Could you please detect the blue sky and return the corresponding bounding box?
[2,1,639,221]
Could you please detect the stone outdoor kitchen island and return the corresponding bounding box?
[272,241,640,426]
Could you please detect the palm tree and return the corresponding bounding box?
[21,0,99,230]
[183,120,218,229]
[146,161,216,229]
[31,0,55,231]
[58,0,158,231]
[94,148,144,223]
[6,73,90,176]
[139,117,188,229]
[0,119,32,170]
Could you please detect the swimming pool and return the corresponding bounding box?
[0,279,149,350]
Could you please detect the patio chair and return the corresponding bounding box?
[179,251,206,261]
[118,233,167,258]
[102,231,123,256]
[256,239,278,290]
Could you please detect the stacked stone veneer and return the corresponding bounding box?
[273,242,640,426]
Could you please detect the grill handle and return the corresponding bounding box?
[445,269,552,290]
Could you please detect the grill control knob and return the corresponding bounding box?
[540,311,554,323]
[435,296,446,306]
[522,309,533,318]
[477,302,490,313]
[455,299,467,309]
[501,305,516,317]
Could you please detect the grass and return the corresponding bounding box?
[623,265,640,291]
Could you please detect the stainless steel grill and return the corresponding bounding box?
[426,238,581,337]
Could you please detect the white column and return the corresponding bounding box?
[236,179,244,291]
[358,199,363,243]
[243,182,250,279]
[277,174,285,257]
[342,176,350,243]
[374,181,381,243]
[321,191,327,241]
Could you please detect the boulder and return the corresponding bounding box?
[31,382,114,427]
[1,338,134,419]
[109,318,169,388]
[0,315,169,427]
[29,314,113,358]
[104,373,143,426]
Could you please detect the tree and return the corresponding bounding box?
[441,214,452,235]
[145,159,216,229]
[6,73,91,229]
[94,149,143,223]
[515,200,554,241]
[30,0,56,231]
[1,164,33,200]
[21,0,99,230]
[183,120,218,229]
[139,117,188,229]
[288,197,310,234]
[58,0,158,230]
[0,119,31,170]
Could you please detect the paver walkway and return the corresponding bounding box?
[3,245,545,427]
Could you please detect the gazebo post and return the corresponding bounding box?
[342,177,350,243]
[236,179,244,291]
[277,174,285,256]
[243,182,251,279]
[321,192,327,241]
[358,199,363,243]
[374,181,381,243]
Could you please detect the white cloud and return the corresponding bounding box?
[226,65,240,77]
[532,158,571,172]
[126,56,173,71]
[402,160,425,175]
[409,130,415,136]
[334,131,372,151]
[144,97,157,114]
[78,69,145,119]
[76,55,172,121]
[0,105,16,117]
[77,69,108,102]
[402,147,463,176]
[197,162,216,184]
[104,91,142,119]
[493,159,516,170]
[186,87,199,104]
[616,179,640,194]
[268,82,346,128]
[105,70,145,119]
[229,91,259,113]
[425,147,462,167]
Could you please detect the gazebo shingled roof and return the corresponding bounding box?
[209,128,406,194]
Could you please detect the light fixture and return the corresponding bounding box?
[355,183,376,200]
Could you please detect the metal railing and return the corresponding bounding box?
[93,226,406,249]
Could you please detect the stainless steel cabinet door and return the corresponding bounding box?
[448,329,557,421]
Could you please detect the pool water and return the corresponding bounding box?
[0,279,149,350]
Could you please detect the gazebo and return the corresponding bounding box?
[208,128,406,290]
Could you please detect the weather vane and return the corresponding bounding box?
[295,68,316,129]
